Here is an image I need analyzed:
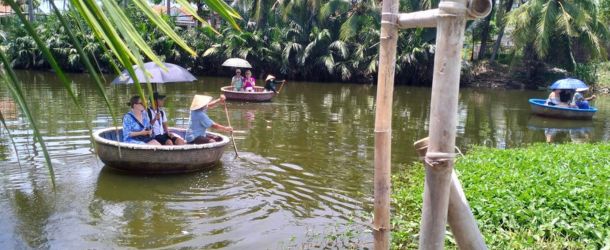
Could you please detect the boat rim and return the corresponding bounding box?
[221,86,273,95]
[93,127,229,151]
[528,98,598,112]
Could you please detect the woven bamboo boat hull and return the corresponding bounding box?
[93,127,229,174]
[529,99,596,120]
[221,86,276,102]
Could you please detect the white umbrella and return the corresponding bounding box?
[221,58,252,68]
[111,62,196,84]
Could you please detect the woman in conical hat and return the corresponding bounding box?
[185,94,233,144]
[264,74,285,93]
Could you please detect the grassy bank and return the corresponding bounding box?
[392,143,610,249]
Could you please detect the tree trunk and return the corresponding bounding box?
[166,0,171,16]
[477,2,495,60]
[489,25,504,63]
[27,0,34,22]
[490,0,514,63]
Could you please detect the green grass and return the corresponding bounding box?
[392,143,610,249]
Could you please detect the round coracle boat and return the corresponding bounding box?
[221,86,276,102]
[529,99,597,120]
[93,127,229,174]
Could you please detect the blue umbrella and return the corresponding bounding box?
[111,62,196,84]
[549,78,588,90]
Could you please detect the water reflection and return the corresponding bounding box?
[91,166,232,248]
[527,116,594,143]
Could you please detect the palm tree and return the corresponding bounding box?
[508,0,609,71]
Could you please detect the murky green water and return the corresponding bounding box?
[0,71,608,249]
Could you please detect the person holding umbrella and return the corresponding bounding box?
[148,92,186,145]
[185,94,233,144]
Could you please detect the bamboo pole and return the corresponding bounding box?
[223,101,239,158]
[372,0,399,247]
[414,138,487,249]
[419,1,469,248]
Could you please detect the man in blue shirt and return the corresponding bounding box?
[185,94,233,144]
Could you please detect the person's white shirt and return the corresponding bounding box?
[147,107,167,136]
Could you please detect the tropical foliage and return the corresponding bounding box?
[507,0,609,71]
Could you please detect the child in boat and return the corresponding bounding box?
[243,70,256,92]
[122,96,161,145]
[185,94,233,144]
[572,88,596,109]
[147,92,186,145]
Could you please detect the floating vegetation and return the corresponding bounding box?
[392,143,610,249]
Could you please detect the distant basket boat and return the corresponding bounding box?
[93,127,229,174]
[529,99,597,120]
[221,86,276,102]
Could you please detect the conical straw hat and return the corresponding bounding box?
[190,95,213,110]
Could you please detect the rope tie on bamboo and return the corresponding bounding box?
[424,151,457,166]
[380,12,397,26]
[380,12,397,40]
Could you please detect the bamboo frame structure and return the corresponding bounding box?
[373,0,491,248]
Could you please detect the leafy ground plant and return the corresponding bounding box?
[392,143,610,249]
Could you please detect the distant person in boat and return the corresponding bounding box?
[122,96,161,145]
[264,75,285,93]
[243,70,256,92]
[148,92,186,146]
[572,88,596,109]
[545,89,561,106]
[232,69,244,91]
[185,94,233,144]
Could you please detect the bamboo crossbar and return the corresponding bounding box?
[396,0,492,29]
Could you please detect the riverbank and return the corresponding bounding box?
[391,143,610,249]
[464,60,610,94]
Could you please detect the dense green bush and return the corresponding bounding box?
[392,143,610,249]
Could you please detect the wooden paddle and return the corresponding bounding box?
[277,80,287,94]
[222,98,239,158]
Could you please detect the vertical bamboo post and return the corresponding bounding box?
[419,0,469,248]
[373,0,399,248]
[414,138,487,249]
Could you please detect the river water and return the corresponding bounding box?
[0,71,608,249]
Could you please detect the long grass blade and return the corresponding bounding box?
[0,50,55,188]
